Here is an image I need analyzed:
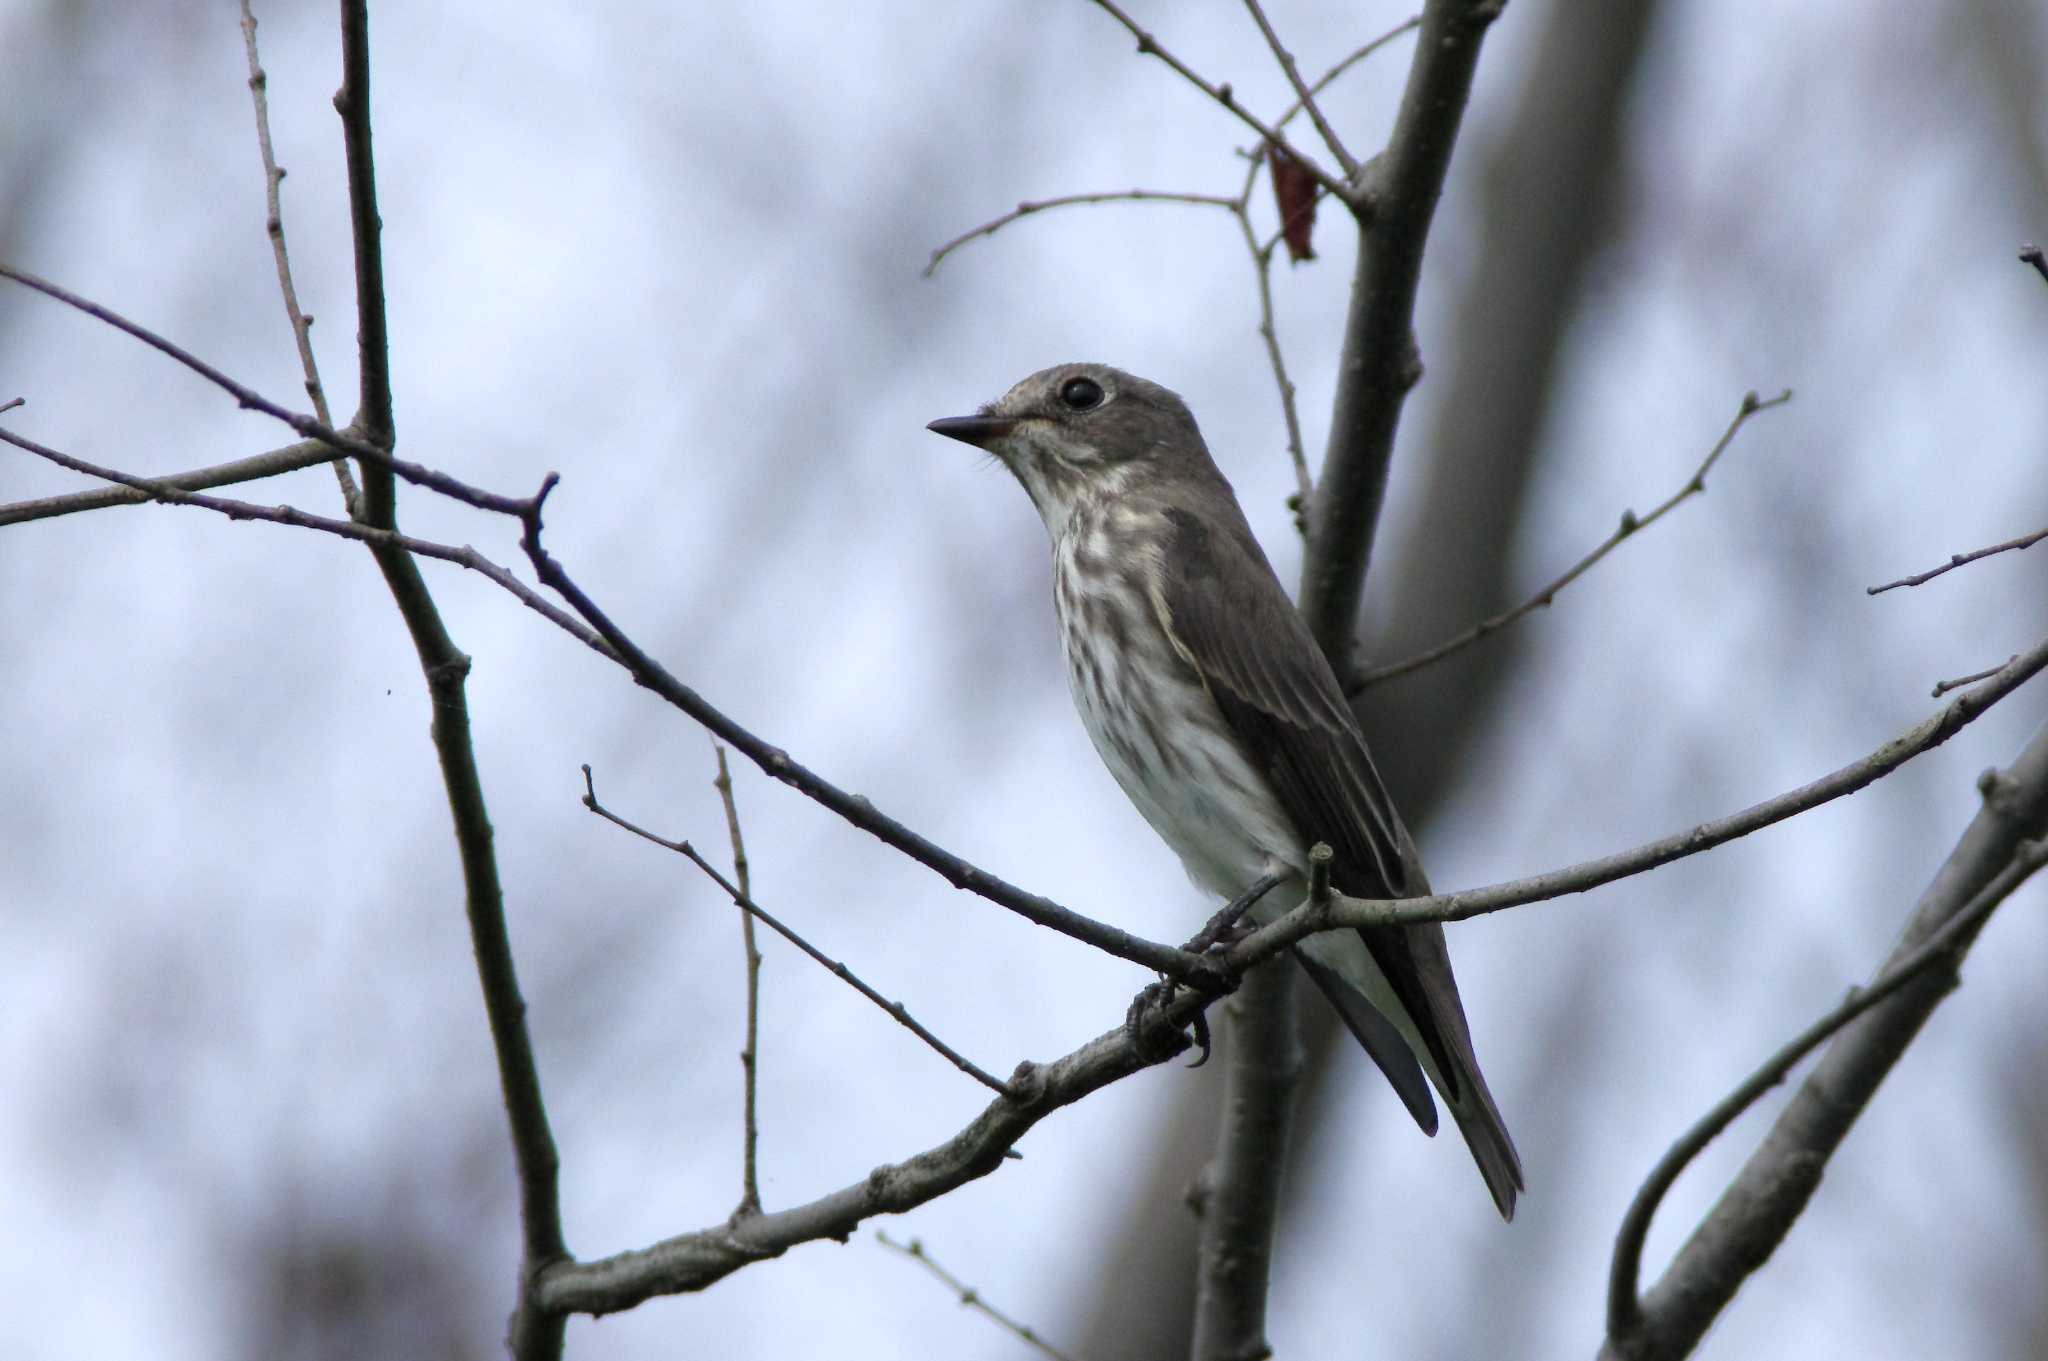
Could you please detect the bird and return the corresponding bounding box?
[928,362,1522,1219]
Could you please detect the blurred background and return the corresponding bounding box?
[2,1,2046,1357]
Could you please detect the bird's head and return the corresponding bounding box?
[927,363,1210,528]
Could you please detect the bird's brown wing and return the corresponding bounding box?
[1152,503,1523,1217]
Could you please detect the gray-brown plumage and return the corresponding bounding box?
[929,362,1522,1218]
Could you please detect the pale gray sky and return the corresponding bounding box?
[2,2,2045,1358]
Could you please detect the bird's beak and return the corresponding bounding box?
[926,414,1018,449]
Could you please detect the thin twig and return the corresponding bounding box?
[0,427,612,655]
[1605,838,2048,1339]
[1867,524,2048,594]
[0,263,535,518]
[2021,243,2048,285]
[1932,659,2015,699]
[239,0,357,515]
[713,746,765,1220]
[534,969,1224,1315]
[1085,0,1353,201]
[516,490,1214,983]
[1270,633,2048,941]
[582,768,1014,1097]
[1275,15,1423,132]
[0,438,335,527]
[521,707,2048,1318]
[1241,0,1358,177]
[874,1231,1083,1361]
[1351,388,1793,689]
[1232,157,1312,515]
[924,189,1239,277]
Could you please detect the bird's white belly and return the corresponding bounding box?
[1053,556,1301,905]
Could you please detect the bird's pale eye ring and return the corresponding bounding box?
[1058,376,1105,411]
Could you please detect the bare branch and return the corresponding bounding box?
[517,495,1216,983]
[0,438,334,527]
[0,427,612,653]
[1603,726,2048,1361]
[239,0,357,514]
[1233,163,1312,514]
[1931,658,2015,698]
[1258,631,2048,940]
[1240,0,1358,177]
[1190,944,1299,1361]
[1605,837,2048,1341]
[1085,0,1353,201]
[1352,388,1793,689]
[874,1231,1082,1361]
[925,189,1239,277]
[1297,0,1507,653]
[582,767,1014,1097]
[1274,16,1422,133]
[2022,242,2048,285]
[0,263,536,518]
[335,0,393,451]
[1867,523,2048,594]
[713,747,765,1220]
[532,975,1222,1315]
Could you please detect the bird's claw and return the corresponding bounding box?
[1125,979,1211,1065]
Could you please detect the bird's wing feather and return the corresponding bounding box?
[1152,503,1524,1217]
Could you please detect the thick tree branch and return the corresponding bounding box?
[1297,0,1506,649]
[1600,724,2048,1361]
[1604,836,2048,1350]
[1189,916,1303,1361]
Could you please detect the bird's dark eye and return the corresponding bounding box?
[1058,376,1104,410]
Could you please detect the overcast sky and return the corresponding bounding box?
[3,2,2046,1358]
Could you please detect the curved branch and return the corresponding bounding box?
[1605,837,2048,1344]
[1600,724,2048,1361]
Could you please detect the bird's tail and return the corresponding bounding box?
[1296,925,1523,1220]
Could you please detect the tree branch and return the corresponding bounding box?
[1240,0,1358,179]
[516,489,1218,983]
[1866,523,2048,594]
[581,766,1014,1097]
[1600,723,2048,1361]
[531,978,1224,1315]
[239,0,358,514]
[1604,836,2048,1347]
[1297,0,1506,652]
[874,1231,1081,1361]
[712,747,766,1220]
[1253,630,2048,942]
[1085,0,1353,200]
[0,437,335,527]
[1353,389,1792,689]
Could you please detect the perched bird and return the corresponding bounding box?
[928,362,1522,1219]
